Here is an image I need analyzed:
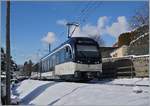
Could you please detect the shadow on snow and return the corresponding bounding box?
[20,82,59,105]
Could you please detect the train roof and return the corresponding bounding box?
[40,37,96,60]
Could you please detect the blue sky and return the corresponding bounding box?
[1,1,147,64]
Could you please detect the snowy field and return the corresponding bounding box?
[11,78,149,105]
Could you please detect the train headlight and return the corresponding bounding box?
[77,60,82,64]
[95,61,99,64]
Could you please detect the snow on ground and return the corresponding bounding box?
[11,78,149,105]
[94,78,149,86]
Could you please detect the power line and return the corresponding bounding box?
[62,1,96,37]
[74,1,103,25]
[75,1,93,23]
[81,2,103,24]
[57,1,103,39]
[57,1,96,39]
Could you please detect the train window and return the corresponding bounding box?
[77,45,97,51]
[45,61,47,72]
[49,57,53,71]
[49,58,51,70]
[60,49,65,63]
[52,55,56,66]
[66,47,69,52]
[43,61,45,72]
[65,46,72,60]
[49,58,52,68]
[56,52,59,64]
[45,60,47,72]
[49,59,51,70]
[52,55,54,66]
[42,62,44,72]
[59,51,63,64]
[54,55,56,65]
[43,62,45,72]
[63,49,65,62]
[46,60,47,72]
[47,60,49,71]
[69,49,72,58]
[44,61,46,72]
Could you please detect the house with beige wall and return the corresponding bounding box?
[110,45,128,58]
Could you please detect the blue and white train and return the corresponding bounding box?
[39,37,102,81]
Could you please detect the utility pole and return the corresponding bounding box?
[49,44,51,53]
[6,0,11,105]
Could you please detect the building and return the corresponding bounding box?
[110,25,149,58]
[112,42,118,47]
[110,45,128,58]
[100,47,118,58]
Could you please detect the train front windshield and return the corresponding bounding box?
[76,44,101,63]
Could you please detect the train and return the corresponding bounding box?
[38,37,102,81]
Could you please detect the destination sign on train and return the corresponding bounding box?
[77,40,95,44]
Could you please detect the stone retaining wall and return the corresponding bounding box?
[102,55,149,78]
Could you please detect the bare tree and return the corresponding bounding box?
[23,61,28,76]
[23,60,33,77]
[92,34,105,46]
[130,2,149,28]
[28,60,33,76]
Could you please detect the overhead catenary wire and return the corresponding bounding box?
[71,1,103,26]
[57,1,98,36]
[57,1,103,40]
[81,2,103,24]
[75,1,92,22]
[69,1,103,36]
[75,1,95,23]
[66,1,96,37]
[56,2,88,38]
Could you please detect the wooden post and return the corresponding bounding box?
[6,0,11,104]
[130,56,133,78]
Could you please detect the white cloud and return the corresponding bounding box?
[82,24,99,37]
[97,16,108,29]
[106,16,129,37]
[56,19,67,26]
[41,32,56,44]
[97,16,109,35]
[71,16,129,39]
[71,17,107,40]
[54,16,129,46]
[72,24,100,39]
